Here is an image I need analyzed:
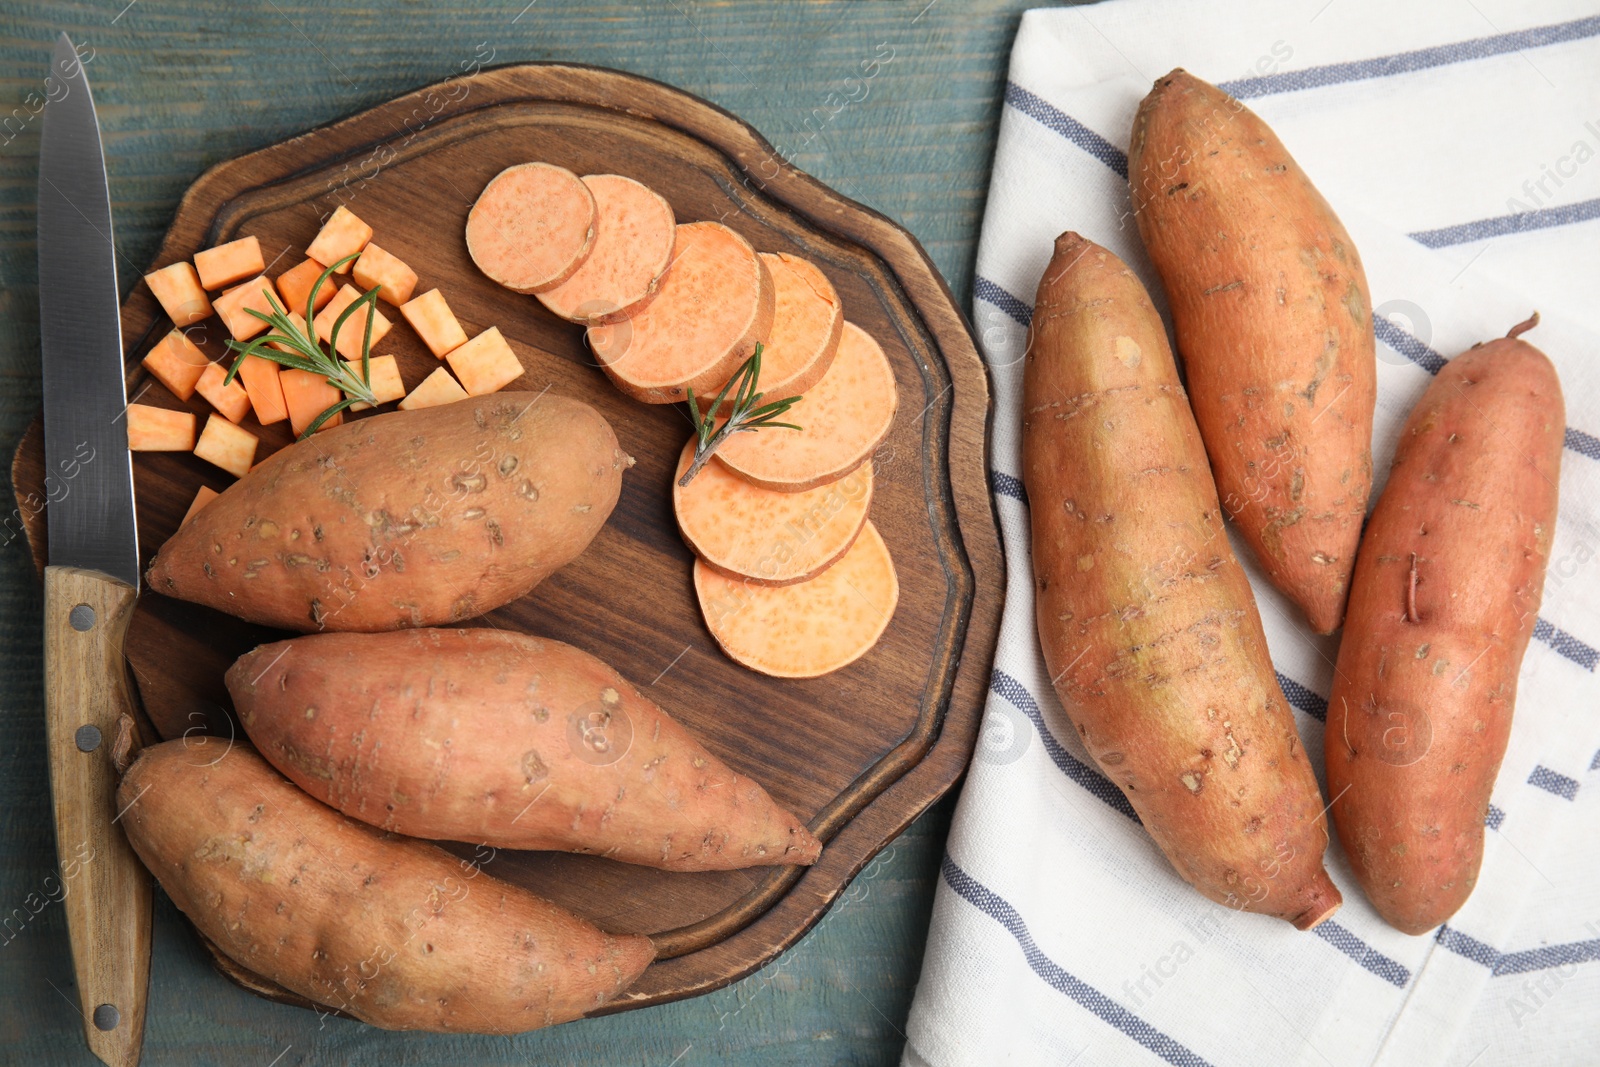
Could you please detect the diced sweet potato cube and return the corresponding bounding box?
[237,355,289,426]
[144,263,212,326]
[276,258,337,315]
[305,206,372,271]
[214,276,278,341]
[193,413,258,477]
[445,327,524,395]
[266,311,310,353]
[279,368,343,436]
[196,362,252,424]
[181,485,220,526]
[352,243,418,306]
[342,354,405,411]
[126,404,196,451]
[313,284,392,359]
[398,366,469,410]
[194,236,265,291]
[141,329,209,401]
[399,288,468,358]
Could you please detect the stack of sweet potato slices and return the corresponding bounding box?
[469,164,900,678]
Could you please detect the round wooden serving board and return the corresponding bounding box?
[12,63,1003,1017]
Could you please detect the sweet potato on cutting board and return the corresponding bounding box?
[119,738,652,1032]
[536,174,676,325]
[227,628,822,871]
[1326,319,1563,935]
[146,393,627,632]
[1024,233,1339,929]
[467,162,596,294]
[1129,69,1376,635]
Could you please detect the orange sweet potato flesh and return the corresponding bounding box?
[1024,234,1340,929]
[697,253,842,415]
[695,520,897,678]
[1130,70,1376,635]
[586,222,774,404]
[536,174,676,325]
[119,738,652,1032]
[228,628,822,871]
[715,321,896,492]
[146,393,628,632]
[467,163,596,294]
[1326,324,1563,935]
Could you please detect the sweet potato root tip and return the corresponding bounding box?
[1325,335,1562,934]
[467,162,596,294]
[586,221,774,404]
[146,393,626,632]
[1506,311,1540,340]
[1023,233,1339,927]
[715,321,896,492]
[119,739,653,1032]
[697,252,843,415]
[536,174,676,325]
[1130,69,1375,635]
[674,437,872,585]
[228,628,822,871]
[695,520,897,678]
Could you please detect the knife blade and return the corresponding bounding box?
[38,30,153,1067]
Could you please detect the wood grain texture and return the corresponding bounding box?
[0,2,1086,1063]
[42,567,152,1067]
[13,57,1003,1026]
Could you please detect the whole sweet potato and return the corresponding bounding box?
[1326,319,1563,934]
[1024,233,1340,929]
[227,628,822,871]
[1129,70,1376,634]
[119,738,653,1031]
[147,393,628,631]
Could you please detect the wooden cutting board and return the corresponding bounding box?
[11,63,1003,1017]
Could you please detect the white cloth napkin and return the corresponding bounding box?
[904,3,1600,1065]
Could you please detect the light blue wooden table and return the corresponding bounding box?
[0,2,1082,1062]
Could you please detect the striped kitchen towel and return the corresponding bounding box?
[904,3,1600,1065]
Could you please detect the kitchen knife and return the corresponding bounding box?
[37,30,153,1067]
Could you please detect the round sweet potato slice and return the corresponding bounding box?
[536,174,676,325]
[694,520,897,678]
[715,321,896,492]
[673,437,872,585]
[697,252,842,414]
[467,162,596,294]
[586,221,774,404]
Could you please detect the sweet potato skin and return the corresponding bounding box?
[1129,70,1376,634]
[1024,233,1339,929]
[1326,335,1563,934]
[146,393,628,632]
[226,628,822,871]
[118,738,653,1032]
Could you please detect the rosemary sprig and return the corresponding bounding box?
[679,344,802,487]
[222,253,382,439]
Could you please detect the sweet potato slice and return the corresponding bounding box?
[126,404,196,451]
[466,162,596,293]
[236,355,288,426]
[536,174,675,324]
[119,738,653,1033]
[275,258,337,315]
[279,368,342,436]
[587,222,774,404]
[229,629,823,871]
[193,414,257,477]
[143,262,212,326]
[194,235,264,290]
[196,362,251,424]
[140,328,209,401]
[716,321,896,491]
[674,437,872,585]
[699,253,841,413]
[398,366,469,410]
[696,519,897,677]
[305,205,372,272]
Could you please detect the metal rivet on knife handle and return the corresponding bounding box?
[75,724,102,752]
[69,603,96,631]
[92,1003,120,1031]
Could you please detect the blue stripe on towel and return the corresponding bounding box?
[1438,925,1600,976]
[1217,15,1600,99]
[941,854,1217,1067]
[974,274,1033,328]
[1314,922,1411,987]
[1372,315,1449,374]
[1004,82,1129,179]
[1276,673,1329,722]
[1528,765,1581,800]
[991,470,1028,504]
[1410,196,1600,248]
[1532,618,1599,672]
[1486,804,1506,831]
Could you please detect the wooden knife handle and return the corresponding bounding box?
[43,565,152,1067]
